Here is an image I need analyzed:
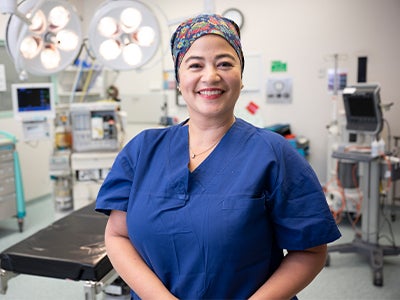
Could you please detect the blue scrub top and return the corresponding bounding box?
[96,118,341,299]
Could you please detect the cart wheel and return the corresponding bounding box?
[18,219,24,233]
[325,254,331,267]
[391,213,396,222]
[373,270,383,287]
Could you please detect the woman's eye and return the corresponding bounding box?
[189,63,202,69]
[219,61,233,68]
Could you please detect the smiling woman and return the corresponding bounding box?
[177,35,243,125]
[95,13,341,300]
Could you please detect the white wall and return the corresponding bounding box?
[105,0,400,182]
[240,0,400,182]
[1,0,399,202]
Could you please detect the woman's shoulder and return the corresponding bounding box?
[125,122,186,147]
[233,118,302,162]
[235,118,287,144]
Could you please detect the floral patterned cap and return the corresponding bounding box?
[170,14,244,82]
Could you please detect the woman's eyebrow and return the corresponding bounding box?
[184,53,236,64]
[184,55,204,63]
[215,53,237,61]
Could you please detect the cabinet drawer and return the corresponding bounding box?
[0,150,13,163]
[0,162,14,179]
[0,176,15,196]
[0,192,16,220]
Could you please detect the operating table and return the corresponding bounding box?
[0,203,118,299]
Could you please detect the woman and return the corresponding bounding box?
[96,14,341,299]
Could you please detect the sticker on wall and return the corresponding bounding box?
[163,70,176,90]
[246,101,259,115]
[235,100,264,128]
[266,77,292,104]
[271,60,287,73]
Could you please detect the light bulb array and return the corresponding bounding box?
[6,0,82,77]
[88,0,160,70]
[5,0,161,76]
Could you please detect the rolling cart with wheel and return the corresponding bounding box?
[327,150,400,286]
[0,131,25,232]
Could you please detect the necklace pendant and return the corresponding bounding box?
[191,153,196,159]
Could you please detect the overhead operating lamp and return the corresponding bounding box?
[88,0,161,71]
[3,0,82,78]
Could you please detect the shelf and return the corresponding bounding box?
[58,92,100,97]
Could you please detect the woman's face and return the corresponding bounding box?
[178,35,243,121]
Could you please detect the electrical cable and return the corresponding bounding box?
[78,58,96,103]
[378,193,397,247]
[346,163,363,228]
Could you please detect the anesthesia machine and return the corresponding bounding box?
[325,83,400,287]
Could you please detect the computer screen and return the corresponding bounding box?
[347,94,376,117]
[342,84,382,134]
[12,83,55,121]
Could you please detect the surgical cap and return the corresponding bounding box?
[170,14,245,83]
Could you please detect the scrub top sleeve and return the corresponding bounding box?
[95,136,140,215]
[267,142,341,250]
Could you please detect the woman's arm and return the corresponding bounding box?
[105,210,178,300]
[249,244,327,300]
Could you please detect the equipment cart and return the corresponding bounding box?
[0,131,25,232]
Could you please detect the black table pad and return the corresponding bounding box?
[0,203,112,281]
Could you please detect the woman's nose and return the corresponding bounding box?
[202,66,220,82]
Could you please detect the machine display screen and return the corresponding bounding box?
[347,94,376,117]
[16,87,52,112]
[342,84,382,134]
[12,83,55,121]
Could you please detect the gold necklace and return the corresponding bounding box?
[190,141,219,159]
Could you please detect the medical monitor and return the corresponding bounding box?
[342,84,383,135]
[12,83,55,121]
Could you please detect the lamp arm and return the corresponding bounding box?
[0,0,31,24]
[0,0,16,14]
[12,10,32,25]
[2,0,46,25]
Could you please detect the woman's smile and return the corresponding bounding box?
[197,88,224,98]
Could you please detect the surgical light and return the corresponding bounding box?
[98,17,119,37]
[123,43,142,66]
[88,0,160,70]
[136,26,156,46]
[29,9,46,33]
[120,7,141,33]
[20,36,42,59]
[48,5,70,29]
[99,39,122,60]
[5,0,82,77]
[56,30,80,51]
[41,45,61,70]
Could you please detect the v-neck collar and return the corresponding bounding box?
[164,118,254,197]
[188,119,253,185]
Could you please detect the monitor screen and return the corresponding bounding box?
[12,83,55,121]
[342,84,382,134]
[347,94,376,117]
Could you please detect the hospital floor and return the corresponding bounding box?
[1,195,400,300]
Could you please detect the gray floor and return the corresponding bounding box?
[0,196,399,300]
